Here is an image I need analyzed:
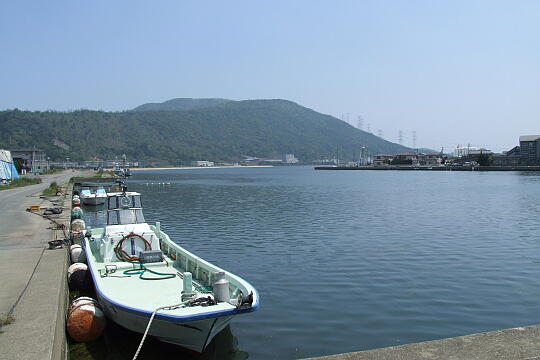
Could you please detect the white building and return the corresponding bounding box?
[283,154,299,164]
[191,160,214,167]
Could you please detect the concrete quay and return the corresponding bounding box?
[0,171,85,360]
[304,325,540,360]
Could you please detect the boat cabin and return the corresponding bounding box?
[97,191,161,263]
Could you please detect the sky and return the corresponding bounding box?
[1,0,539,152]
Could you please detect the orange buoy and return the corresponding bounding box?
[67,297,106,342]
[72,198,81,206]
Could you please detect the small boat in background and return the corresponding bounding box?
[80,187,107,206]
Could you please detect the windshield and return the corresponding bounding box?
[107,209,145,225]
[81,189,91,195]
[96,188,106,195]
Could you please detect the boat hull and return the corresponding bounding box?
[96,291,232,352]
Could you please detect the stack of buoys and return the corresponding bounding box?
[67,262,89,290]
[71,206,83,220]
[69,244,86,263]
[67,297,106,342]
[72,195,81,207]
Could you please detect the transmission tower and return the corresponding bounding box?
[377,129,383,138]
[367,124,371,133]
[412,131,417,149]
[357,116,363,130]
[398,130,403,145]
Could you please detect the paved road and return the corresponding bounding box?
[0,172,75,250]
[0,170,86,360]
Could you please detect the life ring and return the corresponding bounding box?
[114,233,151,262]
[119,196,131,208]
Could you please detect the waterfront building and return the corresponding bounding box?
[497,135,540,166]
[9,148,49,173]
[373,154,394,166]
[519,135,540,164]
[283,154,299,164]
[191,160,215,167]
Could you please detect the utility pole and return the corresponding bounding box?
[398,130,403,145]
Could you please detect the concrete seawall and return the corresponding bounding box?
[0,171,84,360]
[304,324,540,360]
[314,166,540,171]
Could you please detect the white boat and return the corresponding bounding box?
[80,187,107,206]
[81,190,259,354]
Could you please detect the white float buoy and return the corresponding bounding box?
[67,297,106,342]
[71,219,86,233]
[69,244,86,264]
[67,262,89,290]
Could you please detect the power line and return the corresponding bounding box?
[357,116,363,131]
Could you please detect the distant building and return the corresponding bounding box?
[418,153,443,166]
[373,154,393,166]
[283,154,299,164]
[497,135,540,166]
[191,160,214,167]
[9,148,49,173]
[519,135,540,164]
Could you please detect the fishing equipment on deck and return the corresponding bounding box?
[213,271,230,303]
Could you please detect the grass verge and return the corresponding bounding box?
[0,177,41,191]
[0,315,15,331]
[42,182,59,197]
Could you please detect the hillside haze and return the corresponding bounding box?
[0,99,414,164]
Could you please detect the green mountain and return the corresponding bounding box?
[0,99,414,164]
[132,98,233,112]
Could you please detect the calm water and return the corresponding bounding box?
[83,167,540,359]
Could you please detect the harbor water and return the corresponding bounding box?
[83,166,540,359]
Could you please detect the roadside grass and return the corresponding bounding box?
[0,177,42,191]
[94,169,114,178]
[42,167,63,175]
[0,315,15,332]
[42,182,59,197]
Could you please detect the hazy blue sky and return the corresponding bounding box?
[1,1,539,151]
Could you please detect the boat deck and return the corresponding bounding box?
[85,243,236,319]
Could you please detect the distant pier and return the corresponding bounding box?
[314,165,540,171]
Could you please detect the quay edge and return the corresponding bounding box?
[302,324,540,359]
[314,165,540,171]
[0,171,84,360]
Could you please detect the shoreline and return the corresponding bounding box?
[131,165,274,171]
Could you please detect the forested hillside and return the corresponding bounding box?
[132,98,233,112]
[0,99,412,164]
